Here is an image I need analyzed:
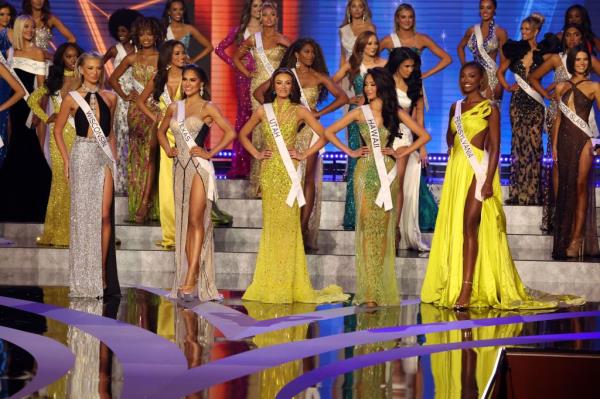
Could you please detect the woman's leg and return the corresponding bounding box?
[394,155,409,249]
[135,129,158,222]
[456,178,482,308]
[101,167,114,289]
[569,140,593,246]
[301,153,318,237]
[182,174,207,291]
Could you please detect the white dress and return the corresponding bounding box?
[113,43,132,195]
[339,24,356,60]
[393,88,429,251]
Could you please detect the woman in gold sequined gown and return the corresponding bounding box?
[108,17,163,224]
[234,1,290,197]
[305,67,430,307]
[254,38,348,251]
[28,43,82,246]
[239,68,348,304]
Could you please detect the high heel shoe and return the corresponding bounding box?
[177,284,197,302]
[134,201,152,224]
[211,203,233,227]
[566,238,584,259]
[453,281,472,310]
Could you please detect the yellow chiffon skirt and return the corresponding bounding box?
[158,129,176,248]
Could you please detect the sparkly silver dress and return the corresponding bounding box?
[34,26,52,51]
[69,92,120,298]
[113,43,132,195]
[169,106,220,301]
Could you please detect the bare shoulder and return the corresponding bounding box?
[496,25,508,38]
[417,32,433,44]
[30,47,45,62]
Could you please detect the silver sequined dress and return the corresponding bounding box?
[113,43,132,195]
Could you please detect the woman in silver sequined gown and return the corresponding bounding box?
[157,65,235,301]
[54,52,120,298]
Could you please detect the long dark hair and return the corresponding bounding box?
[235,0,255,44]
[349,30,378,81]
[181,64,210,100]
[560,23,588,52]
[563,5,596,51]
[45,42,83,96]
[363,67,400,145]
[161,0,190,28]
[566,45,591,76]
[152,40,185,102]
[21,0,51,24]
[0,1,16,28]
[385,47,422,106]
[263,67,302,104]
[279,38,329,104]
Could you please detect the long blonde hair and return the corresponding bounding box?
[74,51,105,87]
[13,15,34,50]
[339,0,372,27]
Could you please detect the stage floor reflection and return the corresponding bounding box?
[0,286,599,398]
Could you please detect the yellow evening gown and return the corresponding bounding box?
[157,85,181,248]
[242,99,348,304]
[420,100,584,309]
[354,122,400,306]
[28,87,74,246]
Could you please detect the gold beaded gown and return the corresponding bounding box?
[242,99,348,303]
[28,87,75,246]
[247,43,286,197]
[295,86,323,250]
[353,122,400,306]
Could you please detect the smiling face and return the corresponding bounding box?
[116,26,131,44]
[63,46,79,71]
[251,0,262,19]
[397,58,415,80]
[0,7,12,29]
[295,43,315,68]
[479,0,495,21]
[171,44,187,68]
[573,51,590,76]
[168,1,185,23]
[80,57,103,86]
[182,69,204,97]
[261,6,277,28]
[273,72,293,99]
[363,73,377,101]
[363,34,379,57]
[564,27,583,49]
[138,28,155,49]
[349,0,365,20]
[22,18,34,41]
[520,21,537,41]
[460,65,483,94]
[396,8,414,31]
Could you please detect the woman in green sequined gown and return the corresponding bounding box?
[239,68,348,304]
[311,67,430,306]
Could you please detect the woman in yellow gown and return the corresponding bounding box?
[420,62,584,310]
[239,68,347,304]
[29,43,82,246]
[306,67,430,307]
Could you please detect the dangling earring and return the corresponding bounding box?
[346,10,351,23]
[166,64,172,71]
[362,13,366,22]
[295,60,301,68]
[200,86,204,97]
[168,15,172,24]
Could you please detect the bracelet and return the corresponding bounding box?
[463,281,473,285]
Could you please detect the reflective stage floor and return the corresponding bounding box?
[0,286,599,398]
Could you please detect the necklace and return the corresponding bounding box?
[80,84,100,116]
[81,83,99,93]
[63,69,74,77]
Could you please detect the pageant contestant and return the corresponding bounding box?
[303,67,430,307]
[239,67,347,304]
[380,3,452,79]
[420,62,583,309]
[552,47,600,260]
[109,17,162,224]
[161,0,213,62]
[556,5,599,53]
[103,8,142,195]
[54,52,120,298]
[339,0,376,63]
[21,0,75,55]
[0,1,15,167]
[529,24,600,232]
[29,43,82,246]
[0,15,50,223]
[215,0,262,179]
[157,64,235,301]
[255,38,349,251]
[497,13,552,206]
[457,0,507,101]
[333,31,386,230]
[385,47,430,252]
[233,0,290,197]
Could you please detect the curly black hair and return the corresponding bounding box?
[108,8,142,42]
[385,47,422,107]
[152,40,186,102]
[45,42,84,96]
[363,67,400,145]
[0,1,16,28]
[263,67,302,104]
[131,16,164,49]
[278,38,329,104]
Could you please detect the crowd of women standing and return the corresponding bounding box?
[0,0,596,311]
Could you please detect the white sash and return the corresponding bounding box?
[560,53,571,79]
[454,100,489,202]
[291,68,320,149]
[166,26,175,41]
[473,24,497,88]
[559,101,594,138]
[70,91,117,175]
[176,101,218,201]
[263,103,305,207]
[254,32,275,77]
[360,105,394,211]
[559,56,600,136]
[132,78,144,93]
[243,28,251,40]
[161,85,172,106]
[514,74,545,106]
[115,43,127,60]
[391,33,402,48]
[5,49,35,127]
